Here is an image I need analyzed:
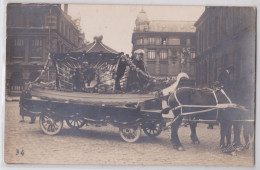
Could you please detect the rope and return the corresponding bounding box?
[121,55,176,82]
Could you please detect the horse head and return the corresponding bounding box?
[160,72,189,97]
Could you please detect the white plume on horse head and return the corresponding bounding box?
[177,72,189,80]
[160,72,189,96]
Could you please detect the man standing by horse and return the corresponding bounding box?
[218,65,254,151]
[217,65,236,151]
[218,65,234,93]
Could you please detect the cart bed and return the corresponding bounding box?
[30,88,156,106]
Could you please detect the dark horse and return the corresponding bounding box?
[166,87,249,153]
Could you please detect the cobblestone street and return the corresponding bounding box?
[4,102,254,166]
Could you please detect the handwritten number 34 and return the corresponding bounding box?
[16,149,24,156]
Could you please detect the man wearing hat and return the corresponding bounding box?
[127,50,147,91]
[218,65,234,93]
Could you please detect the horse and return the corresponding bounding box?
[164,86,249,154]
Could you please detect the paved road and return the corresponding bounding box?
[4,102,254,166]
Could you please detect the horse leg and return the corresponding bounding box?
[220,122,231,147]
[190,122,200,144]
[233,122,244,151]
[220,121,236,154]
[171,116,184,151]
[243,122,254,149]
[227,121,237,155]
[220,122,226,148]
[226,121,232,146]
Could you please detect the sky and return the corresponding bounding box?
[67,4,205,54]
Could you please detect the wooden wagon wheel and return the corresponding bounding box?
[142,121,163,137]
[66,117,85,129]
[119,125,141,143]
[39,114,63,135]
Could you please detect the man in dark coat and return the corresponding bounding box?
[218,65,234,93]
[114,52,127,91]
[217,65,235,150]
[127,51,147,92]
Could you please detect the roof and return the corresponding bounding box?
[52,36,119,67]
[72,36,118,54]
[148,20,196,32]
[135,9,149,25]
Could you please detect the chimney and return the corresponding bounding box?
[64,4,68,14]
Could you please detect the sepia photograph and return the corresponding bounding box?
[3,3,256,167]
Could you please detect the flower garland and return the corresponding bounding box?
[121,55,176,83]
[27,53,177,92]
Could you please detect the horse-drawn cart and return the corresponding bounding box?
[19,50,188,143]
[20,87,169,143]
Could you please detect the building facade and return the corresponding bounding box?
[132,10,196,86]
[6,4,85,96]
[194,7,256,90]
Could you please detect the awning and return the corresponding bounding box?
[51,35,119,68]
[72,35,118,54]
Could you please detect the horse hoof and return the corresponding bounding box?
[236,148,242,152]
[192,140,200,144]
[235,145,244,152]
[233,143,244,152]
[244,143,250,149]
[177,146,184,151]
[231,151,237,156]
[221,144,236,153]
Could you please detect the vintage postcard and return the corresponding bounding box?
[4,3,256,166]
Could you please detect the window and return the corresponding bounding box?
[10,72,23,91]
[11,39,25,61]
[147,49,156,60]
[15,39,24,46]
[46,15,56,28]
[29,39,43,61]
[156,38,161,45]
[159,49,168,60]
[148,37,156,45]
[190,49,196,59]
[161,38,167,45]
[168,38,180,45]
[186,38,191,46]
[143,38,148,45]
[144,25,149,31]
[136,38,143,45]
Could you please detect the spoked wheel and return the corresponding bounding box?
[142,121,163,137]
[39,114,63,135]
[66,117,85,129]
[119,125,141,143]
